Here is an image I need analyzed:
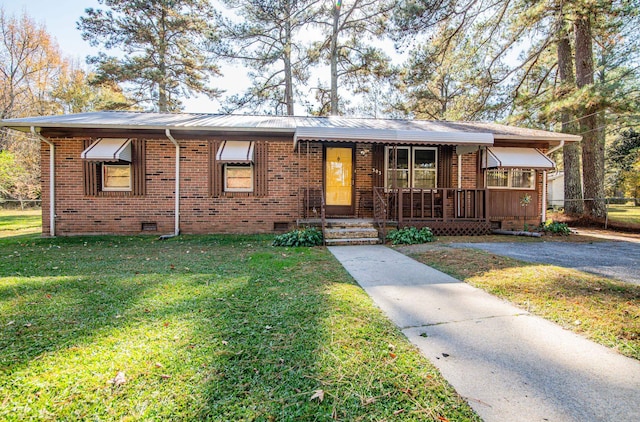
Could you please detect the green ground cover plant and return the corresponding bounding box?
[0,233,478,421]
[406,246,639,360]
[387,226,434,245]
[272,227,323,247]
[540,220,571,235]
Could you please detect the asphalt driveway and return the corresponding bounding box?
[451,240,640,285]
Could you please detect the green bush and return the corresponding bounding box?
[386,226,434,245]
[272,227,323,247]
[541,219,571,235]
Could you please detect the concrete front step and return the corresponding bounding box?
[324,220,378,229]
[325,237,381,246]
[324,227,379,240]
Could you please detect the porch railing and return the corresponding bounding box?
[373,187,388,243]
[373,187,489,226]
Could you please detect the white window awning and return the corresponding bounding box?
[482,147,555,169]
[216,140,254,163]
[81,138,132,162]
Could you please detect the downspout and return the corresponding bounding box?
[31,127,55,237]
[543,140,563,224]
[457,154,462,218]
[542,170,548,223]
[165,129,180,237]
[457,154,462,188]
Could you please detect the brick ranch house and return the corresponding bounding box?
[0,112,580,241]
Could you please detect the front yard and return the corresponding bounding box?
[0,221,478,420]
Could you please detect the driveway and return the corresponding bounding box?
[450,240,640,285]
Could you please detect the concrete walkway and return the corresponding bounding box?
[328,245,640,422]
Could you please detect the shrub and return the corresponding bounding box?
[272,227,323,247]
[386,226,434,245]
[541,219,571,235]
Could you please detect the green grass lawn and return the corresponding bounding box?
[0,209,42,238]
[0,233,479,421]
[607,203,640,225]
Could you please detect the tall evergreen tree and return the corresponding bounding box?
[309,0,396,115]
[218,0,317,115]
[78,0,222,112]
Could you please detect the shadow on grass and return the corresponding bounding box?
[0,234,336,419]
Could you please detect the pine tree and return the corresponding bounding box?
[78,0,222,112]
[217,0,317,115]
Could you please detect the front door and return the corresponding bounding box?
[325,146,354,216]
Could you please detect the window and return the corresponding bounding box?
[82,139,145,196]
[210,140,268,197]
[386,146,437,189]
[413,148,437,188]
[102,164,132,191]
[486,168,535,189]
[224,164,253,192]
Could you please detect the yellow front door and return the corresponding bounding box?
[325,147,353,213]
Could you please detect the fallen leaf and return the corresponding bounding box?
[108,371,126,386]
[393,409,405,415]
[45,294,52,299]
[389,352,397,359]
[155,362,164,368]
[24,323,32,328]
[6,321,14,326]
[163,321,170,327]
[160,374,171,379]
[310,389,324,402]
[363,397,376,405]
[437,416,450,422]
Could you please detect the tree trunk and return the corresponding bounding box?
[556,24,583,214]
[329,2,340,115]
[158,6,168,112]
[283,3,294,116]
[575,14,606,217]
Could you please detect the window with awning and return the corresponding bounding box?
[81,138,132,162]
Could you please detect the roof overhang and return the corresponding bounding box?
[81,138,132,162]
[293,127,494,149]
[482,147,555,170]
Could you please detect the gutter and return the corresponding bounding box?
[164,129,180,237]
[546,140,565,156]
[30,127,55,237]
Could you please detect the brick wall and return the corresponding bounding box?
[41,138,548,236]
[43,135,315,236]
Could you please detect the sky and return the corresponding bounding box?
[1,0,252,113]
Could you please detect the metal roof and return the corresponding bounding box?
[0,111,582,145]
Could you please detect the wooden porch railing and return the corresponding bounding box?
[373,187,388,243]
[373,187,489,226]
